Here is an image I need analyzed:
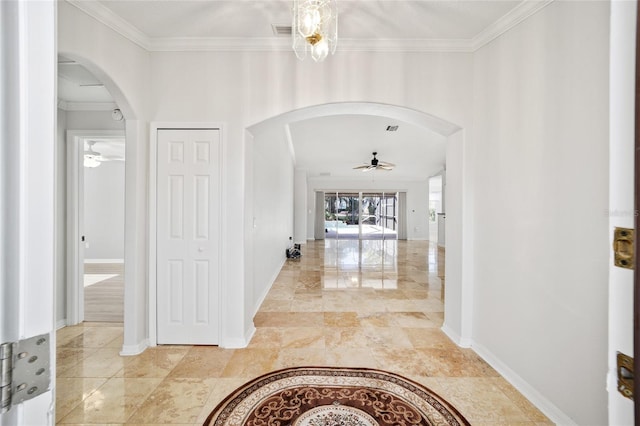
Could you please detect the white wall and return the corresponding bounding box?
[294,170,308,244]
[608,1,636,424]
[248,125,295,316]
[471,2,609,423]
[56,108,67,325]
[66,110,126,130]
[84,161,125,259]
[58,1,150,351]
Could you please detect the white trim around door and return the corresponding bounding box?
[149,122,225,347]
[65,130,125,326]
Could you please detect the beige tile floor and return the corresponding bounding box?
[56,239,553,425]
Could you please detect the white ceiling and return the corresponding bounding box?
[94,0,519,40]
[289,114,446,180]
[61,0,549,182]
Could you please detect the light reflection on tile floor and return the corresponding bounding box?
[56,239,553,425]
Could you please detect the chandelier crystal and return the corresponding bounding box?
[292,0,337,62]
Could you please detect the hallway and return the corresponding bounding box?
[56,240,552,424]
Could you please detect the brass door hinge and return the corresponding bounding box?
[613,227,634,269]
[0,333,51,413]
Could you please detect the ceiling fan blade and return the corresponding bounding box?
[378,161,395,167]
[378,165,393,171]
[353,164,369,170]
[362,166,375,172]
[97,155,125,162]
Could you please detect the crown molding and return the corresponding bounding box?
[66,0,151,50]
[471,0,555,51]
[147,37,474,53]
[66,0,553,54]
[147,37,290,52]
[58,100,118,111]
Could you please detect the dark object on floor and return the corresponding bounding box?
[286,243,301,259]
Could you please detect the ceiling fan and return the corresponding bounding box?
[84,140,124,168]
[353,152,395,172]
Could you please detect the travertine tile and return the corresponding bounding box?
[57,347,99,377]
[116,346,190,378]
[274,347,328,369]
[435,377,532,424]
[56,377,108,422]
[58,347,125,378]
[59,326,123,349]
[59,378,161,424]
[325,347,378,369]
[280,326,325,348]
[324,312,361,327]
[195,378,248,424]
[220,348,280,378]
[247,327,284,348]
[55,240,549,426]
[169,346,234,378]
[362,326,414,349]
[324,327,370,348]
[405,327,459,349]
[127,377,216,424]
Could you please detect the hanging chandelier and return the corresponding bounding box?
[292,0,338,62]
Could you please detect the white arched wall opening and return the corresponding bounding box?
[59,53,149,356]
[245,102,473,346]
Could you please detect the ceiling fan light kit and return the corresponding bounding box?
[353,152,395,172]
[83,141,125,168]
[292,0,337,62]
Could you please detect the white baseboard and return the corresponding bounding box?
[56,319,67,330]
[85,258,124,264]
[472,341,576,425]
[441,323,472,348]
[120,339,149,356]
[221,325,255,349]
[253,258,286,317]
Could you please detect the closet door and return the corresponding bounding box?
[156,129,220,344]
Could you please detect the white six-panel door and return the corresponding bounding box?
[156,129,220,344]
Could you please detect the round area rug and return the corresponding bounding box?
[203,366,470,426]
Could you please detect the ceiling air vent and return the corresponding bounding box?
[272,24,292,37]
[386,125,399,132]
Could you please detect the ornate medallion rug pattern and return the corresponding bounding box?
[203,367,470,426]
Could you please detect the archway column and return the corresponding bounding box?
[122,119,149,355]
[442,129,474,347]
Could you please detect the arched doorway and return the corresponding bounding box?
[244,102,472,346]
[57,53,146,355]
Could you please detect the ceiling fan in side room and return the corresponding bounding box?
[353,152,395,172]
[83,140,124,168]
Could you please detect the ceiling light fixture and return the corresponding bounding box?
[292,0,337,62]
[84,141,102,168]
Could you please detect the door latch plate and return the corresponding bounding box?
[617,352,634,400]
[613,227,634,269]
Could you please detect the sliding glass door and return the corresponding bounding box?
[324,191,398,240]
